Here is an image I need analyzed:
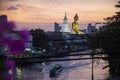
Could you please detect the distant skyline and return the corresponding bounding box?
[0,0,119,31]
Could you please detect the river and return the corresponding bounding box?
[16,51,109,80]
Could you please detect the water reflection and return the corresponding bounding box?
[16,54,109,80]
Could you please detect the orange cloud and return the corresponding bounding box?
[0,0,118,24]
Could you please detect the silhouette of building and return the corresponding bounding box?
[99,26,106,32]
[87,23,97,34]
[60,13,71,33]
[0,15,32,54]
[0,15,7,54]
[54,22,61,32]
[46,31,88,54]
[30,29,49,52]
[0,15,7,23]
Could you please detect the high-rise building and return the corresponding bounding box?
[0,15,7,23]
[54,22,61,32]
[0,15,7,54]
[60,13,71,33]
[87,23,97,33]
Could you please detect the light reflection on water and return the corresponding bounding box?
[16,55,109,80]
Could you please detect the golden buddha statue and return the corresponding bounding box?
[72,14,84,34]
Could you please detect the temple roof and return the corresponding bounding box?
[64,13,67,20]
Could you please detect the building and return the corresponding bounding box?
[60,13,71,33]
[0,15,7,54]
[54,22,61,32]
[30,29,49,52]
[25,35,33,48]
[0,15,7,23]
[46,31,89,54]
[87,23,97,34]
[99,26,106,32]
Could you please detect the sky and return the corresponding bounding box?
[0,0,119,31]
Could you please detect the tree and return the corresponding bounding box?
[94,1,120,78]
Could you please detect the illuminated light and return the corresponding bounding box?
[25,48,31,51]
[72,14,84,34]
[31,50,34,53]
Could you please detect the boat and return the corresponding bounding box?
[49,64,63,77]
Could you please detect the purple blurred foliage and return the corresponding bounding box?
[8,40,25,54]
[6,22,15,31]
[0,21,30,55]
[4,73,13,80]
[5,60,15,69]
[0,22,5,35]
[1,37,12,46]
[0,22,15,34]
[4,60,16,80]
[19,30,30,42]
[0,20,30,80]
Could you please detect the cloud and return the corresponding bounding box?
[1,3,38,11]
[16,4,23,7]
[0,0,19,1]
[8,6,18,10]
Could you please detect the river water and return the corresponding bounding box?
[16,51,109,80]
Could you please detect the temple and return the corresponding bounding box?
[60,13,71,33]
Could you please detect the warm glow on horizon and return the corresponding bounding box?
[0,0,119,30]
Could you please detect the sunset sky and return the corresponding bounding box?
[0,0,119,31]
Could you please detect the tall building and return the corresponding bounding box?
[0,15,7,54]
[60,13,71,33]
[0,15,7,23]
[54,22,61,32]
[87,23,97,33]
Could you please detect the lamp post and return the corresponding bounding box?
[91,53,94,80]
